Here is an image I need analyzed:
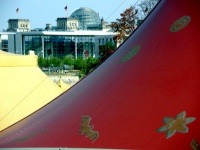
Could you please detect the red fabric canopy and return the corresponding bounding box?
[0,0,200,149]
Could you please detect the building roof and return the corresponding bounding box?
[19,30,117,36]
[8,19,30,22]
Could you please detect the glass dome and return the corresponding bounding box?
[70,7,101,30]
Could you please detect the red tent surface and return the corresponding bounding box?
[0,0,200,149]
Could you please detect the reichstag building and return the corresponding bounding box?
[2,7,117,59]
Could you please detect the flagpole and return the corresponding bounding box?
[16,8,19,19]
[64,6,68,31]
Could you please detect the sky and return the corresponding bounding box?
[0,0,140,31]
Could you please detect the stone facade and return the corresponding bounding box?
[7,19,30,32]
[56,18,78,31]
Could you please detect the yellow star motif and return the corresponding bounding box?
[157,111,196,139]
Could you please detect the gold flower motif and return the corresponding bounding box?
[157,111,196,139]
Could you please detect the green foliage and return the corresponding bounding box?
[38,56,99,78]
[74,57,87,70]
[38,56,46,68]
[38,57,50,68]
[74,57,99,78]
[85,57,99,73]
[38,57,61,68]
[49,57,61,67]
[63,54,75,68]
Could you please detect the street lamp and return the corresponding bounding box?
[38,51,44,58]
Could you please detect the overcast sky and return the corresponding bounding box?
[0,0,140,31]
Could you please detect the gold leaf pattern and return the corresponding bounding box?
[79,116,99,142]
[191,139,200,150]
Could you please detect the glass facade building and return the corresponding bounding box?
[1,40,8,52]
[10,30,117,58]
[0,33,12,52]
[24,35,96,58]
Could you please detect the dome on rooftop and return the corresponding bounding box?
[70,7,101,30]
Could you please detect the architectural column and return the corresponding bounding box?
[51,42,53,57]
[22,35,25,55]
[92,43,95,58]
[75,36,77,59]
[41,36,44,58]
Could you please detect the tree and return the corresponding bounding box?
[86,57,98,73]
[38,56,46,68]
[38,55,99,78]
[63,54,75,69]
[74,57,99,78]
[74,57,87,71]
[98,41,116,62]
[38,57,51,68]
[74,58,87,78]
[110,6,138,41]
[137,0,160,19]
[49,57,61,68]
